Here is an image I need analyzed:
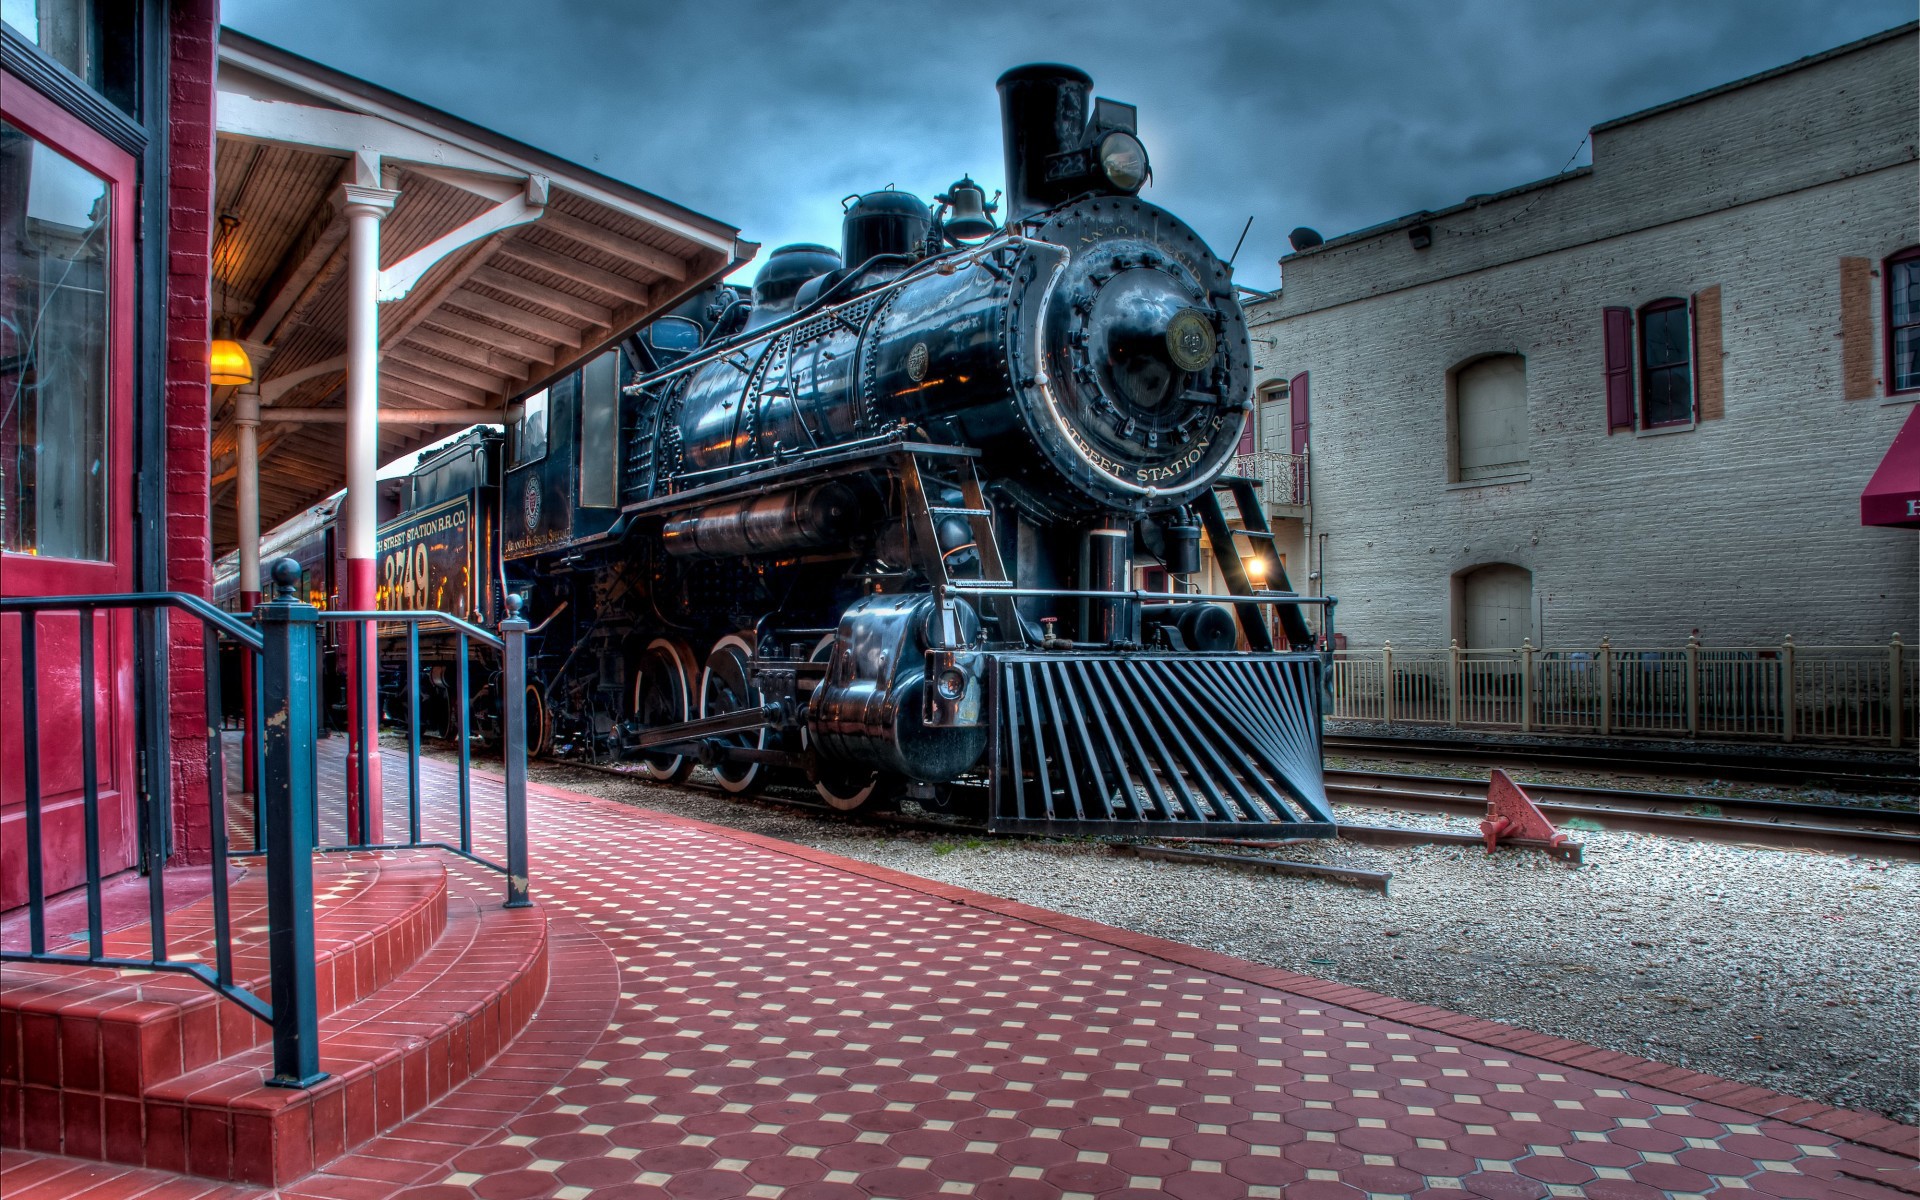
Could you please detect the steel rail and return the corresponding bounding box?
[1324,735,1917,793]
[1325,770,1920,826]
[1323,769,1920,858]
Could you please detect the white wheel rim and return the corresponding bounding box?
[700,634,765,794]
[807,631,880,809]
[817,772,878,811]
[636,637,692,781]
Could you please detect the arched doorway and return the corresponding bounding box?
[1460,564,1533,648]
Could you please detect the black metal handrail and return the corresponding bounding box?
[0,592,273,1029]
[3,589,264,646]
[0,559,533,1090]
[304,599,529,908]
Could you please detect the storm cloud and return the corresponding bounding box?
[221,0,1911,291]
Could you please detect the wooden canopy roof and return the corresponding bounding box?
[209,30,755,552]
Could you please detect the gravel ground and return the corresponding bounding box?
[521,759,1920,1127]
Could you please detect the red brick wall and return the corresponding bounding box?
[164,0,220,862]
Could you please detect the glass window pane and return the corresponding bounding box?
[1646,365,1692,426]
[512,387,547,467]
[2,1,139,116]
[1641,305,1689,368]
[1894,326,1920,393]
[1893,258,1919,328]
[1,119,111,560]
[578,351,619,508]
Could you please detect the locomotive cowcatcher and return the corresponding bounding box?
[222,64,1338,837]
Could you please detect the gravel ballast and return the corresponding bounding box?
[522,759,1919,1127]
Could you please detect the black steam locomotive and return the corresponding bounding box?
[221,65,1336,836]
[504,64,1333,834]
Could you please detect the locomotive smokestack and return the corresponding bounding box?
[997,63,1093,223]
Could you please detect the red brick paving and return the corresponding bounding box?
[3,750,1915,1198]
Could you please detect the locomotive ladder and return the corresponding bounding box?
[1191,475,1315,651]
[899,449,1022,642]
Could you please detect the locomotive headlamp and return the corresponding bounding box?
[936,668,967,700]
[1098,132,1149,192]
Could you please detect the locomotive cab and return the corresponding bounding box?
[503,345,632,556]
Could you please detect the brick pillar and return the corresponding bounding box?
[163,0,221,863]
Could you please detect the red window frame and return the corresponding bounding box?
[0,69,141,913]
[0,70,137,588]
[1886,246,1920,396]
[1637,298,1693,429]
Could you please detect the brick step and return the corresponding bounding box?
[1,853,449,1101]
[34,862,548,1185]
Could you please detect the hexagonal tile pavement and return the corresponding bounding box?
[4,753,1914,1200]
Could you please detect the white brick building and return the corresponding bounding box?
[1244,23,1919,651]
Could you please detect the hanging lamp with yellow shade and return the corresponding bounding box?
[209,315,254,386]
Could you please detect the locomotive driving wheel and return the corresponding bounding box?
[525,682,553,759]
[699,635,767,795]
[629,638,696,783]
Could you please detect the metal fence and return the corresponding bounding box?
[0,556,531,1089]
[1231,450,1308,508]
[1329,636,1913,746]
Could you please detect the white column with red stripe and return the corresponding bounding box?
[341,177,399,841]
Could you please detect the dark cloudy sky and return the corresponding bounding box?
[221,0,1911,292]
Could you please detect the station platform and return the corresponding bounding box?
[3,746,1915,1199]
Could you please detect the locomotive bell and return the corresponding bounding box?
[937,176,998,242]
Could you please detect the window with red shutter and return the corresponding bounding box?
[1888,246,1920,394]
[1289,372,1309,454]
[1235,406,1257,455]
[1603,307,1634,432]
[1639,298,1692,427]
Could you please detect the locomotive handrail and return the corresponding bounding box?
[667,429,978,488]
[620,236,1019,397]
[595,438,979,533]
[0,590,264,649]
[316,608,505,650]
[939,584,1335,607]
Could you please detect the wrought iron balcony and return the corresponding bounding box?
[1231,450,1309,509]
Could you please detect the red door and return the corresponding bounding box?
[0,73,141,912]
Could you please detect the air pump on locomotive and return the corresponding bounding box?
[483,63,1337,835]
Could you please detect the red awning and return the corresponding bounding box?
[1862,403,1920,528]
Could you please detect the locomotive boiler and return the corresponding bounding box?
[498,65,1337,833]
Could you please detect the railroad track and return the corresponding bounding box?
[553,760,1917,896]
[1324,734,1917,794]
[1326,768,1920,859]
